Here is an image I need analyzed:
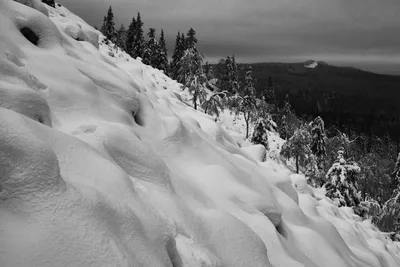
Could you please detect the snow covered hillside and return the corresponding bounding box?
[1,1,400,266]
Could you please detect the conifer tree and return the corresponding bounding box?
[185,28,198,50]
[229,65,257,138]
[158,29,169,73]
[179,48,206,110]
[132,12,145,59]
[310,116,327,167]
[101,6,116,42]
[143,28,160,67]
[325,149,362,207]
[252,118,269,151]
[171,32,182,79]
[264,77,276,110]
[281,126,313,173]
[126,17,137,57]
[115,24,126,50]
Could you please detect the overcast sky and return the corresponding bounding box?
[58,0,400,75]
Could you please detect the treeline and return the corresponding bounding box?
[99,6,202,80]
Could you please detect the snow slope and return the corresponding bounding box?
[0,1,399,266]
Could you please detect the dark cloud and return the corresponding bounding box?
[58,0,400,74]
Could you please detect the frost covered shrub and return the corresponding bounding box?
[281,126,313,173]
[251,118,269,150]
[325,150,362,207]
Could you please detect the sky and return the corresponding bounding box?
[58,0,400,75]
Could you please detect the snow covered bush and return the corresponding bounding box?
[251,118,269,150]
[280,125,313,173]
[325,150,362,207]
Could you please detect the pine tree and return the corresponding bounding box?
[171,32,181,78]
[158,29,169,73]
[143,28,160,67]
[185,28,198,50]
[101,6,116,42]
[179,48,206,110]
[251,118,269,151]
[230,65,257,138]
[310,116,327,167]
[171,32,187,81]
[126,17,137,57]
[281,126,313,174]
[264,77,276,109]
[325,149,362,207]
[115,24,126,50]
[392,153,400,189]
[132,12,145,59]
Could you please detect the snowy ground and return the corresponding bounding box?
[1,1,400,266]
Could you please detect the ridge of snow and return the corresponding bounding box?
[0,1,399,266]
[305,60,319,69]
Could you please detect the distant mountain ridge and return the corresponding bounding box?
[234,61,400,139]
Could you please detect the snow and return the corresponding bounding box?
[305,60,319,69]
[0,0,399,266]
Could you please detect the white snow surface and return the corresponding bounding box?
[0,1,399,266]
[305,61,318,69]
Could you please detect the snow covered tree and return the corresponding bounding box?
[310,116,327,167]
[180,49,207,110]
[158,29,168,73]
[392,153,400,185]
[115,24,126,50]
[229,65,257,138]
[281,126,313,173]
[143,28,161,67]
[185,28,198,50]
[202,91,227,117]
[251,118,269,150]
[325,149,362,207]
[279,96,292,140]
[171,32,186,80]
[204,61,213,81]
[125,16,136,57]
[101,6,116,42]
[264,76,276,110]
[215,55,239,94]
[132,12,145,59]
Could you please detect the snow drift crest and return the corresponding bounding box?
[0,0,399,266]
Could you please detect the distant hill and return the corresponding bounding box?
[235,61,400,139]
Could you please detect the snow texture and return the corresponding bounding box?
[0,1,399,266]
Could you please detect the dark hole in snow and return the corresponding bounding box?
[276,222,287,238]
[20,27,39,46]
[132,110,144,127]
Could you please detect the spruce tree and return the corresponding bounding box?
[171,32,181,78]
[264,77,276,109]
[325,149,362,207]
[132,12,145,59]
[310,116,327,167]
[115,24,126,50]
[101,6,116,42]
[179,48,206,110]
[143,28,161,67]
[158,29,169,73]
[126,17,137,57]
[185,28,198,50]
[281,126,313,174]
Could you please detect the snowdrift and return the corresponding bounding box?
[0,1,399,266]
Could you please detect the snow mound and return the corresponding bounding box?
[0,1,399,266]
[305,60,318,69]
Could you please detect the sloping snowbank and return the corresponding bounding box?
[0,1,399,266]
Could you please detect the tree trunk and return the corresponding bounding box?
[296,155,299,174]
[245,113,249,139]
[193,94,197,110]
